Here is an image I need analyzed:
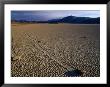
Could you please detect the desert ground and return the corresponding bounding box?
[11,23,100,77]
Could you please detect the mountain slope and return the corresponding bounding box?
[48,16,100,24]
[12,16,100,24]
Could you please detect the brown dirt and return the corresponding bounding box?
[11,23,100,77]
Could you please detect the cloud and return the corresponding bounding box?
[11,10,100,21]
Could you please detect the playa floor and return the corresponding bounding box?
[11,23,100,77]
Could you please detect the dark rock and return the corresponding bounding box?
[38,41,41,43]
[65,69,83,77]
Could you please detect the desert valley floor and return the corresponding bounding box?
[11,23,100,77]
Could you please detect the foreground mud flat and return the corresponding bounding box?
[11,23,100,77]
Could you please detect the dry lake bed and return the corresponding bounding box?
[11,23,100,77]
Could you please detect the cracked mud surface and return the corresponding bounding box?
[11,23,100,77]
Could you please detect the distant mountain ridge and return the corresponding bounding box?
[12,16,100,24]
[47,16,100,24]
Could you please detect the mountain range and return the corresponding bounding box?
[12,16,100,24]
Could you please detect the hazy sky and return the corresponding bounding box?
[11,10,100,21]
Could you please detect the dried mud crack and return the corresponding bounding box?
[11,24,100,77]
